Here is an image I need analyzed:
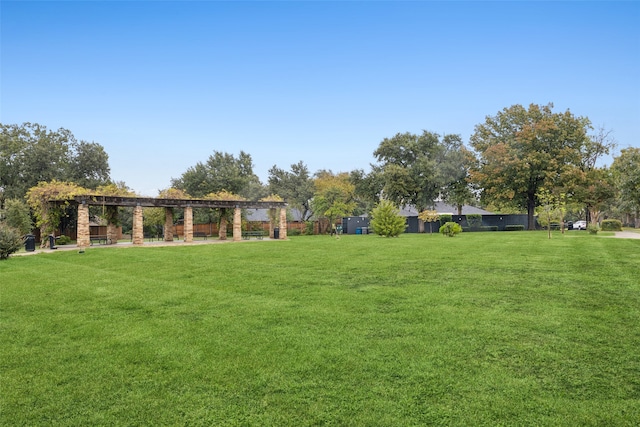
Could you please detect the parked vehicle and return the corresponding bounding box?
[573,220,587,230]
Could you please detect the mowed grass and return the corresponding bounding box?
[1,232,639,426]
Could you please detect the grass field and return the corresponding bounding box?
[1,232,639,426]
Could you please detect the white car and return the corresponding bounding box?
[573,220,587,230]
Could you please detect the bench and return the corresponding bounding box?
[193,232,208,240]
[90,235,108,245]
[242,231,265,240]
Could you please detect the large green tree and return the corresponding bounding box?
[171,151,262,199]
[470,103,591,229]
[349,166,385,216]
[373,131,447,212]
[437,134,478,215]
[0,123,111,203]
[268,161,314,221]
[612,147,640,227]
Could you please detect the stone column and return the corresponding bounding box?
[77,202,90,248]
[269,208,276,238]
[106,206,119,244]
[164,208,174,241]
[133,205,144,245]
[233,207,242,241]
[279,207,287,239]
[107,223,118,245]
[184,206,193,243]
[218,213,227,240]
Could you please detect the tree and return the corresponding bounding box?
[579,167,617,226]
[268,161,314,221]
[370,199,406,237]
[417,209,439,234]
[349,167,384,216]
[535,188,566,239]
[1,199,32,235]
[373,131,444,213]
[311,171,356,234]
[171,150,262,199]
[563,125,617,224]
[612,147,640,227]
[438,135,478,215]
[0,123,111,202]
[67,141,111,189]
[470,103,591,230]
[0,223,23,260]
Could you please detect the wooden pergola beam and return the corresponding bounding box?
[50,195,286,210]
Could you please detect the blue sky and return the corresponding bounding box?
[2,1,639,196]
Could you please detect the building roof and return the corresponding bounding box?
[399,203,493,217]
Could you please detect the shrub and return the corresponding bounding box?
[370,200,406,237]
[601,219,622,231]
[439,214,453,226]
[2,199,33,235]
[0,223,23,260]
[56,235,72,245]
[288,228,301,236]
[303,221,315,235]
[466,214,482,229]
[587,224,599,235]
[439,221,462,237]
[505,225,525,231]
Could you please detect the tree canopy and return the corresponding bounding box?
[374,131,448,212]
[171,151,262,199]
[470,103,591,229]
[311,171,356,233]
[0,122,111,203]
[268,161,314,221]
[612,147,640,224]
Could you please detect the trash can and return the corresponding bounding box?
[24,234,36,252]
[355,227,362,235]
[48,234,57,250]
[274,228,279,239]
[361,227,368,235]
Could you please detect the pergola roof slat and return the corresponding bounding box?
[50,195,286,209]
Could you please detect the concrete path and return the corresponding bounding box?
[612,231,640,239]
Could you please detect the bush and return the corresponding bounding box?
[505,225,525,231]
[601,219,622,231]
[439,221,462,237]
[288,228,301,236]
[2,199,33,235]
[0,223,23,260]
[56,235,72,245]
[370,200,406,237]
[439,214,453,226]
[587,224,599,235]
[466,214,482,229]
[303,221,315,235]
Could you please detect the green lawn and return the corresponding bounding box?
[1,232,639,426]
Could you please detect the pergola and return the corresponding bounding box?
[52,195,287,248]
